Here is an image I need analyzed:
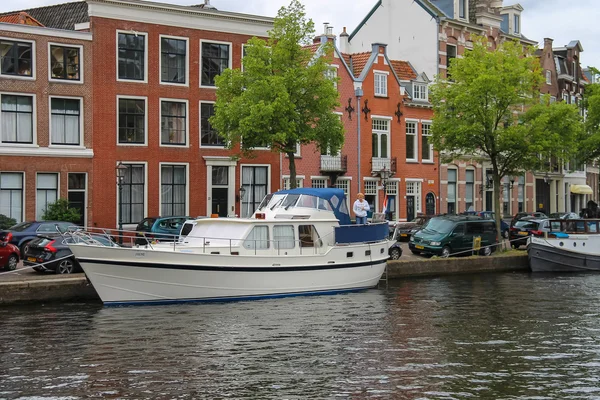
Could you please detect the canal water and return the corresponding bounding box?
[2,272,600,399]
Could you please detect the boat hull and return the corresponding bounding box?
[528,239,600,272]
[71,245,388,305]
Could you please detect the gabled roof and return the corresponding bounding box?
[390,60,417,81]
[0,1,89,30]
[0,11,44,26]
[341,52,371,78]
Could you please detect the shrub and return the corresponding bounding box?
[0,214,17,229]
[42,199,82,224]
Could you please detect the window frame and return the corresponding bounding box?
[326,64,339,90]
[36,172,59,220]
[413,83,428,101]
[447,168,457,214]
[458,0,467,19]
[514,14,520,34]
[0,37,35,80]
[545,70,552,85]
[446,44,457,79]
[199,100,226,148]
[159,162,189,217]
[199,39,232,89]
[0,92,36,146]
[374,71,388,97]
[116,30,148,84]
[465,169,474,212]
[159,98,189,148]
[421,120,433,163]
[117,95,148,147]
[48,95,84,148]
[0,171,24,223]
[240,164,270,218]
[48,42,83,84]
[159,34,189,87]
[405,119,418,162]
[116,162,147,227]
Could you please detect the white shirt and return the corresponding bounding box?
[353,199,370,217]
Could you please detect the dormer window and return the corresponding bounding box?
[514,14,520,34]
[413,83,428,101]
[374,71,388,97]
[459,0,467,19]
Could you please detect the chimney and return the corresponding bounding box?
[339,27,349,54]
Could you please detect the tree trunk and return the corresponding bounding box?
[287,152,297,189]
[493,171,503,250]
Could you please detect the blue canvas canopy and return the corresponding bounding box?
[276,188,351,225]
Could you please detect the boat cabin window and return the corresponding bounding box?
[299,225,321,248]
[587,221,598,233]
[318,198,333,211]
[179,222,194,237]
[297,195,318,209]
[273,225,295,249]
[257,194,273,211]
[282,194,300,209]
[243,226,269,250]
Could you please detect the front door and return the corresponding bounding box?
[407,195,415,222]
[425,193,435,215]
[535,179,551,214]
[212,188,228,217]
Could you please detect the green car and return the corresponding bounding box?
[408,215,498,258]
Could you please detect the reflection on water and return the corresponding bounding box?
[2,272,600,399]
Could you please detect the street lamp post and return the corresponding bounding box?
[115,162,128,244]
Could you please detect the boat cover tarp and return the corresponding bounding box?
[277,188,351,225]
[335,223,389,244]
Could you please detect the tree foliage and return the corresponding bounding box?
[0,214,16,230]
[210,0,344,187]
[42,198,82,224]
[578,66,600,163]
[430,36,582,239]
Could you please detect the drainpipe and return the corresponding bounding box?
[355,87,363,193]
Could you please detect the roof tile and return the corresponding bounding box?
[390,60,416,80]
[0,1,88,30]
[0,11,44,26]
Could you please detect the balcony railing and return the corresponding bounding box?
[320,154,347,172]
[371,157,397,174]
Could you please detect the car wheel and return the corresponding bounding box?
[503,230,509,239]
[56,258,77,274]
[20,241,31,256]
[511,244,520,249]
[5,254,18,271]
[481,246,493,256]
[389,248,402,260]
[441,246,451,258]
[410,250,421,255]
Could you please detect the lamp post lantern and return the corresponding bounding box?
[115,162,128,244]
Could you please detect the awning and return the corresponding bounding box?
[570,184,594,195]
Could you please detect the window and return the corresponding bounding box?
[406,121,417,161]
[201,42,230,87]
[311,178,327,188]
[459,0,466,19]
[563,92,569,103]
[273,225,295,249]
[446,44,456,79]
[161,37,186,84]
[120,164,145,224]
[421,122,433,162]
[299,225,321,248]
[517,176,525,212]
[502,176,510,217]
[200,102,225,146]
[447,169,457,214]
[161,165,186,216]
[36,173,58,220]
[241,166,268,218]
[335,179,350,211]
[514,14,520,34]
[68,173,86,227]
[0,172,23,223]
[283,178,303,190]
[50,97,81,146]
[1,94,33,144]
[372,118,389,160]
[545,70,552,85]
[160,100,187,146]
[374,72,387,97]
[118,32,145,81]
[50,45,80,81]
[243,226,269,250]
[118,98,146,144]
[413,83,427,101]
[465,170,474,211]
[325,65,338,89]
[550,96,556,103]
[0,39,33,77]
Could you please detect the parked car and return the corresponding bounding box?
[408,215,498,258]
[134,216,192,245]
[549,212,579,220]
[0,221,77,255]
[0,239,20,271]
[510,212,547,227]
[390,215,434,241]
[508,217,550,249]
[388,225,405,260]
[462,211,509,238]
[24,233,117,274]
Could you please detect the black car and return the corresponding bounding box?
[510,212,547,228]
[508,217,541,249]
[24,234,117,274]
[0,221,76,255]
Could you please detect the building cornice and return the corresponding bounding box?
[0,22,92,40]
[0,147,94,158]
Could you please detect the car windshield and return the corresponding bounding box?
[515,220,538,229]
[9,222,34,232]
[423,218,455,234]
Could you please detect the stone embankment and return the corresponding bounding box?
[0,253,529,305]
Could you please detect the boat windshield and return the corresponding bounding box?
[282,194,300,209]
[257,194,273,211]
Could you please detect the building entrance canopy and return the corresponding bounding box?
[570,184,594,195]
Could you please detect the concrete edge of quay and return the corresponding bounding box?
[0,253,530,305]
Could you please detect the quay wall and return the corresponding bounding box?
[0,254,530,305]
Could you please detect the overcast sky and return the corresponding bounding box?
[2,0,598,69]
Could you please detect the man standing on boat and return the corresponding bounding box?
[353,193,370,224]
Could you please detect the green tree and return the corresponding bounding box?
[42,198,81,224]
[0,214,17,229]
[430,36,582,241]
[210,0,344,188]
[578,66,600,163]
